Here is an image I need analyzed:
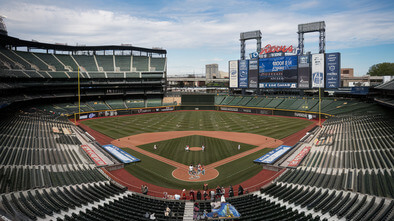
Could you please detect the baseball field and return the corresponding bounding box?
[81,111,313,190]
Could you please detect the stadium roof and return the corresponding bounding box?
[375,78,394,90]
[0,34,166,55]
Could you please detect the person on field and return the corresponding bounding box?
[216,186,221,198]
[202,145,205,151]
[197,190,202,200]
[238,185,244,196]
[143,185,148,195]
[237,144,241,150]
[154,144,157,150]
[190,189,195,201]
[185,145,190,152]
[203,190,208,200]
[181,189,187,200]
[203,183,208,191]
[229,185,234,197]
[189,164,194,175]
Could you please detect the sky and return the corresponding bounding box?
[0,0,394,76]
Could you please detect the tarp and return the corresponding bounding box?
[254,145,292,164]
[287,146,311,167]
[206,203,241,218]
[102,144,140,163]
[81,145,107,166]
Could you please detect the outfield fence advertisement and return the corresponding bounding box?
[102,144,141,163]
[229,60,238,88]
[238,60,249,88]
[248,59,258,88]
[312,54,325,88]
[325,53,341,88]
[254,145,293,164]
[219,106,273,115]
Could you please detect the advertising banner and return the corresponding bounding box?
[102,144,141,163]
[229,60,238,88]
[259,56,297,73]
[248,59,258,88]
[254,145,292,164]
[298,55,310,68]
[238,60,249,88]
[298,67,310,89]
[287,146,311,167]
[81,145,107,166]
[325,53,340,88]
[312,54,325,88]
[259,83,297,88]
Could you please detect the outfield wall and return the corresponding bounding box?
[217,105,331,119]
[70,104,328,121]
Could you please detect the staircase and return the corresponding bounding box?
[183,201,194,221]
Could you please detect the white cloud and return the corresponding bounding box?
[0,0,393,75]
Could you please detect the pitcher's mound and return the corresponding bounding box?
[190,147,203,151]
[172,168,219,182]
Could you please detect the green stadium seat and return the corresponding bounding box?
[132,56,149,71]
[125,99,145,108]
[73,55,98,72]
[54,54,78,71]
[150,57,166,71]
[115,55,131,71]
[265,98,284,108]
[95,55,114,72]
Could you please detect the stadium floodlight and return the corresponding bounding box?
[240,30,262,60]
[0,15,8,36]
[298,21,325,54]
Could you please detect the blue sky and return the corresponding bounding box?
[1,0,393,76]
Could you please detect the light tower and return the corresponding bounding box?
[0,15,8,36]
[240,30,262,60]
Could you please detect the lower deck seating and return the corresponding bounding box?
[63,193,185,221]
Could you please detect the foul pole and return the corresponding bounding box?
[77,66,81,123]
[319,87,321,127]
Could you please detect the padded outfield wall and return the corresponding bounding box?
[69,95,329,120]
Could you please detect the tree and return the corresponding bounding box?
[367,62,394,76]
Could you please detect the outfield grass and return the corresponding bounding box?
[122,147,273,190]
[138,135,256,165]
[82,111,313,139]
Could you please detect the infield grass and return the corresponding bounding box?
[138,135,256,165]
[82,111,313,139]
[122,147,273,190]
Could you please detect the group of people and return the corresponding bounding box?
[188,163,205,177]
[180,184,246,202]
